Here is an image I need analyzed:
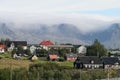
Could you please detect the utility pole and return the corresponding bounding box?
[37,71,39,80]
[80,69,81,80]
[10,63,12,80]
[107,67,110,80]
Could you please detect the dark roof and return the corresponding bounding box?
[75,56,102,64]
[102,57,120,65]
[66,53,77,58]
[5,41,27,47]
[109,52,120,57]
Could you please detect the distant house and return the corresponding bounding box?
[108,52,120,58]
[102,57,120,69]
[5,41,27,51]
[74,56,103,69]
[0,44,5,53]
[47,44,73,52]
[65,53,77,61]
[77,46,87,54]
[30,45,37,54]
[31,55,38,61]
[13,53,21,59]
[40,40,54,50]
[47,53,59,61]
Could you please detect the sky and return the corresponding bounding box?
[0,0,120,32]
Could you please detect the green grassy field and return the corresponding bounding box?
[0,59,32,69]
[0,53,73,69]
[0,52,74,69]
[0,59,74,69]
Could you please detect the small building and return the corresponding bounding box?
[74,56,103,69]
[0,44,5,53]
[47,53,59,61]
[30,45,37,54]
[65,53,77,61]
[77,46,87,54]
[108,52,120,58]
[13,53,21,59]
[31,55,38,61]
[47,44,73,52]
[102,57,120,69]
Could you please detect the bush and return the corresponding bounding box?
[59,58,65,62]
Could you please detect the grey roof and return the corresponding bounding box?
[47,45,73,48]
[102,57,120,65]
[66,53,77,58]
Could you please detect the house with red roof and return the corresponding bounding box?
[40,40,54,45]
[40,40,54,50]
[0,44,5,53]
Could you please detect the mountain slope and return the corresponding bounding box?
[103,23,120,49]
[0,23,16,39]
[80,23,120,49]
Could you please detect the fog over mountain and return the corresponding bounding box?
[0,19,120,49]
[0,13,115,33]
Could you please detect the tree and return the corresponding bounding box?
[25,49,31,56]
[58,48,67,57]
[87,39,107,56]
[17,45,24,55]
[36,49,47,57]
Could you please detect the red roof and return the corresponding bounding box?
[40,40,54,45]
[0,44,5,49]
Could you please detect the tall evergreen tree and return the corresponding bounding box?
[87,39,107,56]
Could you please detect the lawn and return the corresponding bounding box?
[0,59,32,69]
[33,60,74,68]
[0,52,74,69]
[0,59,74,69]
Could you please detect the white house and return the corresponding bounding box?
[77,46,87,54]
[30,45,37,54]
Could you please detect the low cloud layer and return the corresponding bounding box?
[0,0,120,33]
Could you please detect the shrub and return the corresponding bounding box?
[59,58,65,62]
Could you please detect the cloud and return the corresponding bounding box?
[0,12,116,33]
[0,0,120,13]
[0,0,120,33]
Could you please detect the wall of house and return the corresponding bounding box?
[84,64,103,69]
[0,49,4,53]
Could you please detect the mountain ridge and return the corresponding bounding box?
[0,22,120,49]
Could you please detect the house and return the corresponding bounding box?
[47,53,59,61]
[13,53,21,59]
[74,56,103,69]
[5,41,27,51]
[40,40,54,50]
[30,45,37,54]
[77,46,87,54]
[65,53,77,61]
[0,44,5,53]
[108,52,120,58]
[47,44,73,52]
[102,57,120,69]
